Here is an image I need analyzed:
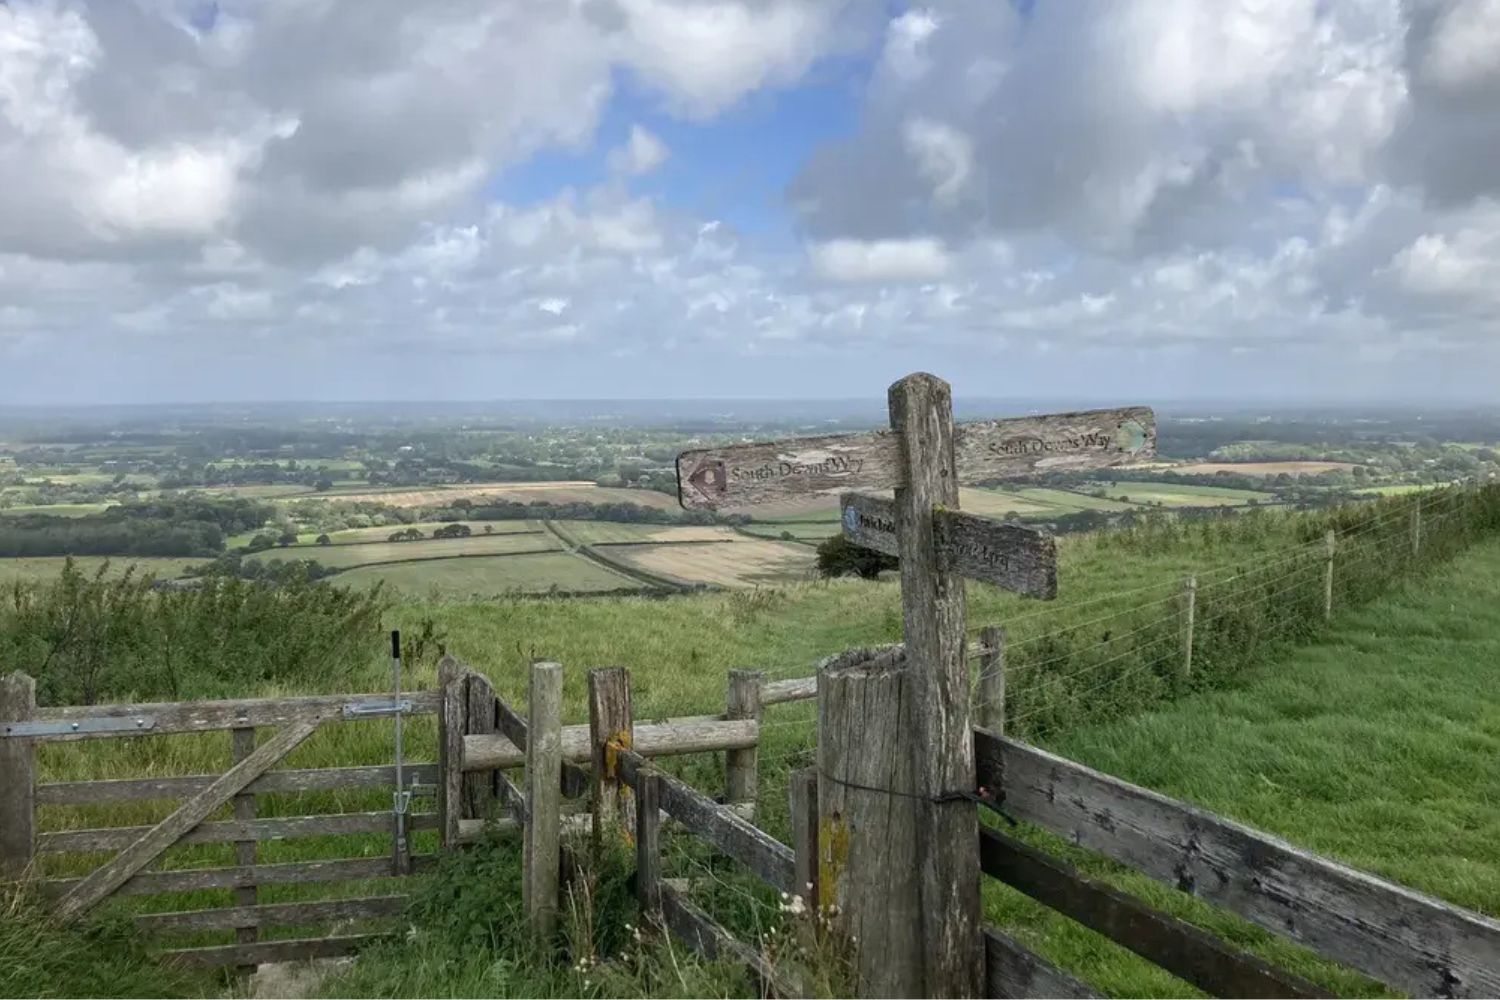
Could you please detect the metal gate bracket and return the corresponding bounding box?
[2,716,156,738]
[342,698,412,719]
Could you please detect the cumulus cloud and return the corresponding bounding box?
[2,0,1499,403]
[809,238,952,282]
[609,125,670,175]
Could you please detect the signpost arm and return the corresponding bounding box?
[888,373,982,997]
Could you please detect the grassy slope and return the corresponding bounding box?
[986,534,1500,996]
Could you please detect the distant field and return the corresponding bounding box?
[312,520,542,545]
[605,538,815,588]
[320,482,680,510]
[0,503,115,518]
[0,556,202,584]
[1355,483,1449,497]
[1176,461,1358,476]
[739,522,838,542]
[337,551,634,596]
[198,484,318,499]
[553,522,738,546]
[248,531,559,570]
[1098,482,1275,506]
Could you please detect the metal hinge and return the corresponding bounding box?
[2,716,157,738]
[342,699,412,719]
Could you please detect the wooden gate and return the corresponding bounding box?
[0,673,440,970]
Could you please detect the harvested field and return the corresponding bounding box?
[1176,461,1358,476]
[605,538,816,588]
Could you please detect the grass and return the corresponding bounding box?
[602,539,816,589]
[9,487,1496,997]
[0,556,203,584]
[248,532,561,570]
[337,551,637,596]
[978,533,1500,996]
[552,522,742,546]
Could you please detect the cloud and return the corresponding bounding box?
[3,0,1500,404]
[608,124,670,175]
[809,237,951,282]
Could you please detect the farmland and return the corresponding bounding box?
[1173,460,1359,476]
[1097,481,1275,506]
[601,537,817,588]
[318,482,681,510]
[338,551,636,596]
[0,556,203,585]
[248,531,560,570]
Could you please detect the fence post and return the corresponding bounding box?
[437,655,467,849]
[819,647,923,996]
[465,672,499,822]
[1181,575,1197,683]
[524,661,563,945]
[1324,529,1337,622]
[977,625,1005,733]
[635,772,662,915]
[230,724,258,976]
[588,667,634,842]
[725,669,761,809]
[1411,499,1423,557]
[0,672,36,882]
[888,372,981,998]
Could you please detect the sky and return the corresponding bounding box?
[1,0,1499,406]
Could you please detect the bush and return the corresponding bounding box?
[815,534,896,580]
[0,560,388,704]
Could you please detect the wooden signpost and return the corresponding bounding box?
[677,405,1153,510]
[675,375,1155,998]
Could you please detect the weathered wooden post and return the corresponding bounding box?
[0,672,36,881]
[789,766,820,908]
[230,724,258,975]
[819,647,924,996]
[724,669,761,809]
[1323,529,1337,622]
[674,373,1156,998]
[524,661,563,944]
[588,667,634,842]
[465,672,500,822]
[1181,575,1197,683]
[976,625,1005,733]
[889,373,982,998]
[634,772,662,914]
[437,655,467,849]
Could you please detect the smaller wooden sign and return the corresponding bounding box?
[841,493,1057,599]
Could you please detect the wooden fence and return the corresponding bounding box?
[0,675,439,969]
[10,628,1500,995]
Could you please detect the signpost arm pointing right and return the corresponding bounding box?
[889,373,982,997]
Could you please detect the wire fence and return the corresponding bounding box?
[742,481,1500,747]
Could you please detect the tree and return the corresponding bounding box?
[432,523,471,539]
[815,534,897,580]
[277,530,298,547]
[315,533,332,546]
[246,534,276,553]
[314,477,334,491]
